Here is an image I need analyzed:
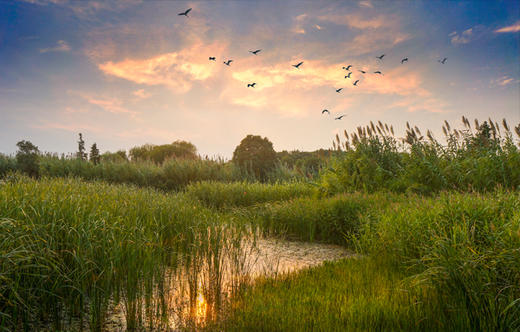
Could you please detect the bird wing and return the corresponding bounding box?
[185,8,192,14]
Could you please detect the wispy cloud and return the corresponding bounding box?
[292,14,308,34]
[39,40,70,53]
[450,27,480,45]
[67,91,138,116]
[98,41,227,93]
[358,1,373,9]
[133,89,151,99]
[494,21,520,33]
[490,76,519,87]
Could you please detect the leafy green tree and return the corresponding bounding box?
[77,133,87,160]
[232,135,277,181]
[101,150,128,163]
[129,141,197,164]
[15,140,40,177]
[90,143,100,165]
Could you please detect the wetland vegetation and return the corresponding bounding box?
[1,117,519,331]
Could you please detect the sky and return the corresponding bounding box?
[1,0,519,158]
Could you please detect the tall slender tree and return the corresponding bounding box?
[90,143,100,165]
[77,133,87,160]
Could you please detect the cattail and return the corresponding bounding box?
[502,119,510,132]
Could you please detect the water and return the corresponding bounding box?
[103,237,352,331]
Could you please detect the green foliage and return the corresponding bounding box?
[0,154,16,177]
[89,143,100,165]
[100,150,128,163]
[129,140,197,164]
[233,135,277,182]
[76,133,87,160]
[15,140,40,178]
[318,117,520,195]
[185,181,314,209]
[0,176,250,330]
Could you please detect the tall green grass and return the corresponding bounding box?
[320,117,520,195]
[0,175,251,331]
[222,191,520,331]
[185,181,314,209]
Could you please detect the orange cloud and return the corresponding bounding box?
[495,21,520,33]
[98,41,227,93]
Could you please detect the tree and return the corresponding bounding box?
[77,133,87,160]
[15,140,40,177]
[129,141,198,164]
[90,143,100,165]
[232,135,277,181]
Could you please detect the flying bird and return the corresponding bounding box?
[374,71,383,75]
[322,109,330,114]
[209,57,216,61]
[359,70,366,74]
[353,80,359,86]
[377,54,385,60]
[438,57,447,64]
[178,8,192,17]
[292,61,304,68]
[247,83,256,88]
[401,57,408,64]
[249,49,261,55]
[335,115,346,120]
[223,60,233,66]
[336,88,343,93]
[345,65,352,70]
[345,72,352,79]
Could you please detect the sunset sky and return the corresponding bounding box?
[1,0,519,158]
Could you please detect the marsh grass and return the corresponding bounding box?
[0,175,255,331]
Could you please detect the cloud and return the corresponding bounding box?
[358,1,373,9]
[221,59,431,117]
[133,89,151,99]
[98,41,227,93]
[494,21,520,33]
[67,91,138,116]
[39,40,70,53]
[490,76,519,87]
[450,28,473,45]
[315,24,322,30]
[292,14,308,34]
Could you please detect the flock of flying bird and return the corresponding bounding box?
[178,7,449,121]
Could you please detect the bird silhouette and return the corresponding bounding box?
[374,71,383,75]
[292,61,304,68]
[353,80,359,86]
[345,65,352,70]
[249,49,261,55]
[335,115,346,120]
[438,57,447,64]
[247,83,256,88]
[359,70,366,74]
[223,60,233,66]
[209,57,216,61]
[322,109,330,114]
[345,72,352,79]
[178,8,192,17]
[336,88,343,93]
[401,57,408,64]
[377,54,385,60]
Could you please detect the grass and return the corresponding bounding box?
[220,191,520,332]
[0,175,253,331]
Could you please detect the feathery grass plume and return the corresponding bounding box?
[515,124,520,138]
[376,126,383,136]
[367,126,372,137]
[390,125,394,136]
[344,130,349,140]
[370,121,376,132]
[475,119,480,128]
[442,126,448,136]
[502,118,510,132]
[357,126,363,137]
[406,122,411,130]
[414,126,422,136]
[495,121,501,135]
[378,120,384,130]
[444,120,451,132]
[385,123,389,133]
[427,129,435,142]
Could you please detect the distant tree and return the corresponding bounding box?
[77,133,87,160]
[232,135,277,181]
[15,140,40,177]
[90,143,100,165]
[101,150,128,163]
[129,141,198,164]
